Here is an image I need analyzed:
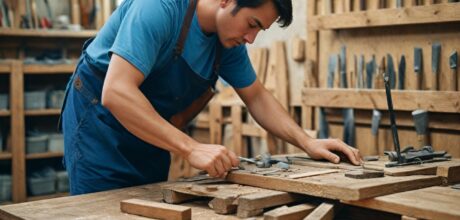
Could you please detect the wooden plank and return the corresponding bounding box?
[345,186,460,220]
[10,61,25,203]
[304,202,335,220]
[237,191,306,218]
[0,28,97,38]
[263,204,316,220]
[302,88,460,113]
[227,163,443,201]
[25,152,63,160]
[287,169,340,179]
[120,199,191,220]
[24,109,61,116]
[208,102,223,145]
[309,3,460,30]
[23,64,76,74]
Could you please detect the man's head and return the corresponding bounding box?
[215,0,293,48]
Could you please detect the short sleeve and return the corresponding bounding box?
[109,0,173,77]
[219,45,257,89]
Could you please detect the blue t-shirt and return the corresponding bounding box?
[85,0,256,88]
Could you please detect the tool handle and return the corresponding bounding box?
[415,72,422,90]
[416,134,429,148]
[431,71,438,91]
[450,68,458,91]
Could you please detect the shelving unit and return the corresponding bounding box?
[0,29,96,203]
[304,1,460,157]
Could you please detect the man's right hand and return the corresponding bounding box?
[186,144,239,178]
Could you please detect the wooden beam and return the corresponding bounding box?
[120,199,191,220]
[309,3,460,30]
[302,88,460,113]
[263,204,316,220]
[345,186,460,220]
[304,203,335,220]
[236,191,305,218]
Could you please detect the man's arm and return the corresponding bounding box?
[235,79,362,165]
[101,54,239,177]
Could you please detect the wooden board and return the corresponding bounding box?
[264,204,316,220]
[345,186,460,220]
[226,163,442,201]
[120,199,191,220]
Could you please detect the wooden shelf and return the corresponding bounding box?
[0,152,12,160]
[23,64,76,74]
[309,3,460,30]
[26,152,63,160]
[0,63,12,73]
[0,28,97,38]
[27,192,69,202]
[0,110,10,116]
[25,109,61,116]
[302,88,460,113]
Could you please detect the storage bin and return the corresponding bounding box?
[48,133,64,152]
[27,176,56,196]
[47,90,65,109]
[0,94,8,110]
[26,134,48,154]
[24,91,47,110]
[0,175,12,202]
[56,171,69,192]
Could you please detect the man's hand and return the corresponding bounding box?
[186,144,240,178]
[303,138,362,165]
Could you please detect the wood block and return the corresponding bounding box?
[344,170,384,179]
[120,199,191,220]
[208,197,237,214]
[237,191,305,218]
[263,204,316,220]
[304,203,335,220]
[162,188,199,204]
[437,162,460,185]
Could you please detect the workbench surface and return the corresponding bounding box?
[0,182,247,220]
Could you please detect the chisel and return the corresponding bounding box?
[412,109,429,148]
[414,47,423,90]
[366,56,375,89]
[449,51,458,91]
[387,54,396,89]
[358,55,365,89]
[431,42,441,91]
[398,55,406,90]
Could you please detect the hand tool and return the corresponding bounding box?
[398,55,406,90]
[382,73,451,167]
[365,56,374,89]
[449,51,458,91]
[340,46,355,147]
[412,109,429,148]
[387,54,396,89]
[358,55,365,88]
[431,42,441,90]
[371,109,382,155]
[319,55,337,139]
[414,47,423,90]
[359,0,366,10]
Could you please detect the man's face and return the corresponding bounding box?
[215,0,279,48]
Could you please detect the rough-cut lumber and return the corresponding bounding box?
[120,199,191,220]
[304,202,335,220]
[309,3,460,30]
[302,88,460,113]
[236,191,305,218]
[227,164,443,201]
[263,204,316,220]
[345,186,460,220]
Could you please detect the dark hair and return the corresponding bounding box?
[231,0,293,28]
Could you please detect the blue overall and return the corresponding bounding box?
[61,1,223,195]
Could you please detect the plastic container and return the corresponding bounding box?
[0,94,8,110]
[0,175,12,202]
[47,90,66,109]
[27,176,56,196]
[24,91,47,110]
[56,171,69,192]
[26,134,49,154]
[28,167,56,196]
[48,133,64,152]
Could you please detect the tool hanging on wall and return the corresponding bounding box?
[431,42,441,90]
[412,109,430,148]
[382,72,451,168]
[414,47,423,90]
[449,51,458,91]
[387,54,396,89]
[398,55,406,90]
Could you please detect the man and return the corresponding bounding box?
[61,0,362,195]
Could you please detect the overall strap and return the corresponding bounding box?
[174,0,198,58]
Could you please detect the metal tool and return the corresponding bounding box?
[387,54,396,89]
[412,109,429,148]
[431,42,441,90]
[365,57,374,89]
[358,55,365,89]
[340,46,355,147]
[371,109,382,155]
[383,73,451,167]
[449,51,458,91]
[414,47,423,90]
[398,55,406,90]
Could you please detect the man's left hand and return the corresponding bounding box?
[303,138,362,165]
